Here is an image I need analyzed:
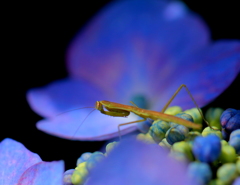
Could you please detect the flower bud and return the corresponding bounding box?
[187,162,212,185]
[220,108,240,133]
[172,141,194,161]
[149,120,170,143]
[217,163,238,184]
[229,129,240,154]
[166,124,189,145]
[205,107,223,129]
[202,126,222,139]
[164,106,182,115]
[219,145,236,163]
[192,135,221,163]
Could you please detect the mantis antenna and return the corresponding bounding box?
[71,109,96,140]
[56,107,94,116]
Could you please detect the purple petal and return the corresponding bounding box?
[28,78,139,140]
[153,40,240,111]
[17,161,64,185]
[27,78,116,117]
[86,137,196,185]
[37,110,139,141]
[0,138,42,184]
[66,0,209,94]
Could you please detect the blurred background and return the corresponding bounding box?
[2,0,240,170]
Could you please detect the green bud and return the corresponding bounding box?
[86,152,105,171]
[75,162,88,176]
[159,138,171,149]
[202,126,222,139]
[184,107,202,124]
[169,151,188,162]
[236,159,240,174]
[105,141,118,154]
[208,179,225,185]
[217,163,238,184]
[185,131,201,145]
[219,145,236,163]
[71,170,86,185]
[137,133,146,140]
[221,140,228,146]
[137,133,155,144]
[172,141,194,161]
[164,106,182,115]
[205,107,223,129]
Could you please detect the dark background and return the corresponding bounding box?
[2,1,240,170]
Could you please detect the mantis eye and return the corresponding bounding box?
[95,101,100,110]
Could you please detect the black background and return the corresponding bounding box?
[2,1,240,170]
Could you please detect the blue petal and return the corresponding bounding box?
[86,137,197,185]
[28,79,139,140]
[37,110,138,141]
[66,0,209,99]
[27,78,115,117]
[0,138,42,184]
[17,161,64,185]
[153,40,240,111]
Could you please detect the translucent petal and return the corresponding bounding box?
[27,78,139,140]
[152,40,240,111]
[37,110,139,141]
[66,0,209,97]
[27,78,115,117]
[86,137,197,185]
[17,161,64,185]
[0,138,42,184]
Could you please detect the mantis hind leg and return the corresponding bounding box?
[118,118,147,140]
[161,84,214,129]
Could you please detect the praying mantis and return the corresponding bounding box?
[93,84,213,138]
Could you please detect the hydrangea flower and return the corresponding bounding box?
[27,0,240,141]
[0,138,64,184]
[85,137,197,185]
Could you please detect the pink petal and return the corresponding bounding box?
[18,161,64,185]
[0,138,42,184]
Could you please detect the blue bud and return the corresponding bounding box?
[63,169,75,185]
[169,113,193,128]
[192,135,221,163]
[77,152,92,165]
[229,129,240,154]
[230,129,240,140]
[166,124,189,145]
[137,119,153,133]
[176,112,194,122]
[220,108,240,133]
[149,120,170,143]
[86,152,105,171]
[187,162,212,184]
